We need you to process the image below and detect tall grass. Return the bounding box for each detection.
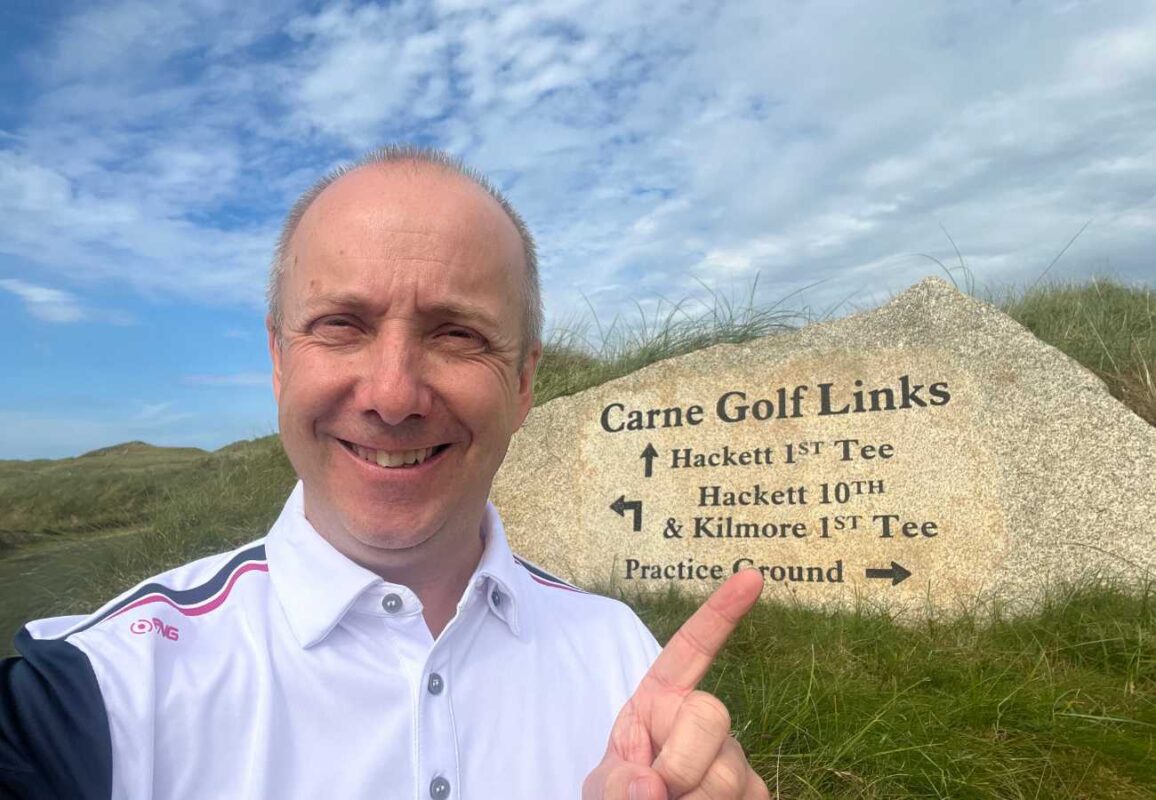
[535,281,805,404]
[6,277,1153,614]
[626,579,1156,798]
[0,443,208,552]
[73,286,805,603]
[78,436,297,604]
[999,279,1155,425]
[1,277,1153,796]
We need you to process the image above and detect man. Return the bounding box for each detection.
[1,148,769,799]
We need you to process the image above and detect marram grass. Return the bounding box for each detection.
[999,279,1155,426]
[622,580,1155,799]
[1,278,1153,797]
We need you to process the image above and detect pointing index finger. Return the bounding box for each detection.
[643,569,764,695]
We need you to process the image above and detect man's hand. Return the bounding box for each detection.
[583,569,770,799]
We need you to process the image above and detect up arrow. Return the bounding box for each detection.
[640,443,658,478]
[609,495,643,532]
[865,562,912,586]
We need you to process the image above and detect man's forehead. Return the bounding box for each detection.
[280,162,527,314]
[285,163,523,282]
[297,162,509,244]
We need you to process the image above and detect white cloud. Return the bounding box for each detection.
[1067,17,1156,92]
[1,0,1154,337]
[132,402,191,425]
[285,2,452,145]
[3,0,1156,460]
[0,148,276,305]
[0,278,87,323]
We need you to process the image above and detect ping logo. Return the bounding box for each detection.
[130,618,180,641]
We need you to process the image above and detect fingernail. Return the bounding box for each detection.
[629,778,651,800]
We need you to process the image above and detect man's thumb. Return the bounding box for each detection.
[625,771,666,800]
[583,759,666,800]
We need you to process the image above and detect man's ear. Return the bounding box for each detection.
[266,316,282,403]
[515,343,542,429]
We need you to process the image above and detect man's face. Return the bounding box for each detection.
[269,165,539,557]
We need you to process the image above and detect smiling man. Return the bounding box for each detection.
[1,148,768,799]
[269,156,540,638]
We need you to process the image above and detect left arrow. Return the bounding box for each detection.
[609,495,643,532]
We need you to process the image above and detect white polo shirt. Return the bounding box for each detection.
[14,483,661,799]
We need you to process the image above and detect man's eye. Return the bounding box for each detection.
[438,327,485,346]
[314,317,359,334]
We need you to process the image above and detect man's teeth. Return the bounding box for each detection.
[353,445,438,468]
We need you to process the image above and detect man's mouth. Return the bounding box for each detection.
[339,439,451,469]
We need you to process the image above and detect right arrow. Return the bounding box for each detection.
[865,562,912,586]
[640,443,658,478]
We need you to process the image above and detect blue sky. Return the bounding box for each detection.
[1,0,1154,460]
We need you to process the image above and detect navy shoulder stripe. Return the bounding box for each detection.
[60,543,268,639]
[0,629,112,799]
[513,556,586,593]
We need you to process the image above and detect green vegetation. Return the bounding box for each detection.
[76,435,297,605]
[999,280,1155,426]
[634,580,1155,798]
[0,440,295,634]
[1,277,1153,796]
[535,283,803,405]
[0,442,208,552]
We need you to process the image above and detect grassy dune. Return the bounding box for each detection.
[999,280,1155,426]
[1,278,1153,797]
[0,442,208,553]
[643,581,1155,798]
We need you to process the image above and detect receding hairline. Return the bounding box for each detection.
[291,163,522,258]
[267,146,542,363]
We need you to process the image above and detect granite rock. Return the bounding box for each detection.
[491,278,1156,616]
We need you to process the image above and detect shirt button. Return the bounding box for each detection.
[428,673,444,695]
[382,593,403,614]
[430,776,451,799]
[490,590,502,607]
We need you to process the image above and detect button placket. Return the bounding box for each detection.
[417,591,476,800]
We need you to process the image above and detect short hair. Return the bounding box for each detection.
[267,145,542,365]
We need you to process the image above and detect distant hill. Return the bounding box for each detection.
[78,441,208,460]
[2,278,1150,546]
[2,281,1154,796]
[211,435,281,457]
[0,441,213,540]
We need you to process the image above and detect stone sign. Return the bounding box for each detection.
[491,278,1156,615]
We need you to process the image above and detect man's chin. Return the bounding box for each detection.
[303,479,489,563]
[334,502,434,542]
[348,527,437,553]
[341,499,460,550]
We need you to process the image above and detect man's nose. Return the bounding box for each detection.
[361,332,433,426]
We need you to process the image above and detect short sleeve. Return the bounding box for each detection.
[0,628,112,799]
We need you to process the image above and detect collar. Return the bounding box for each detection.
[474,499,525,638]
[266,482,526,648]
